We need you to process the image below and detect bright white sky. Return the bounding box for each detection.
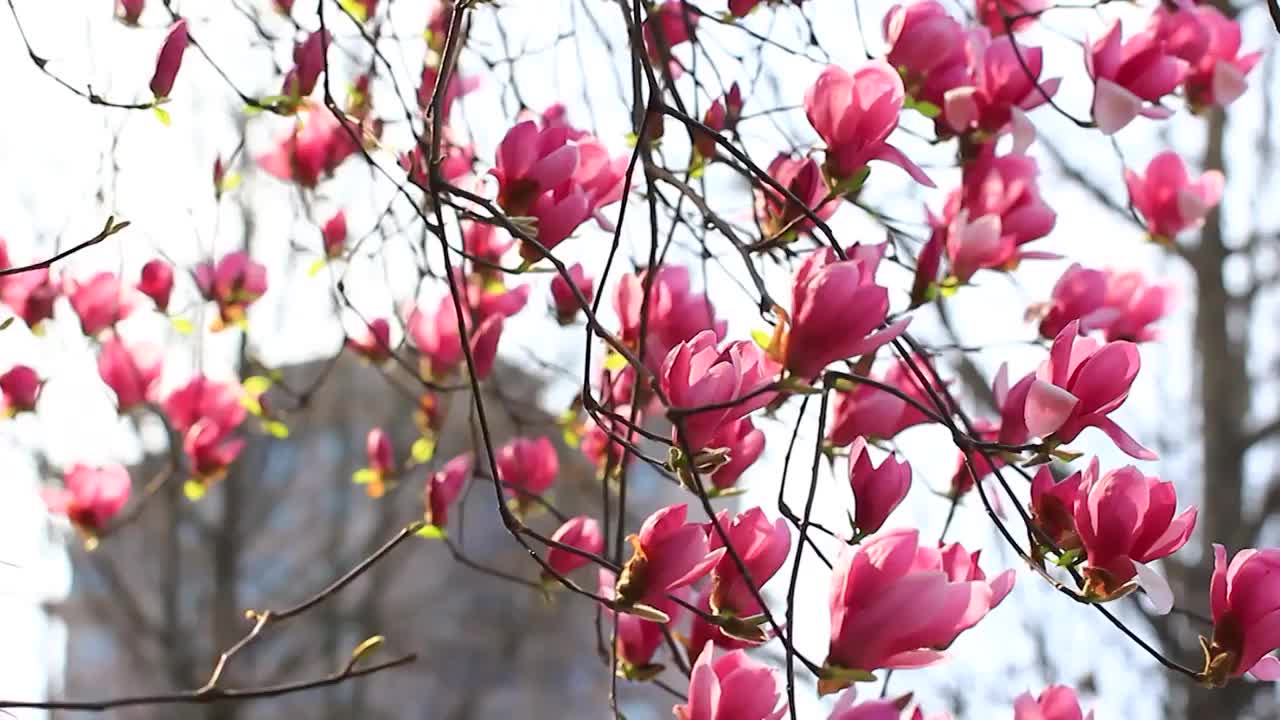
[0,0,1276,718]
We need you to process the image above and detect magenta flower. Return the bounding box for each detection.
[1012,685,1094,720]
[706,416,765,491]
[615,504,725,612]
[550,262,593,325]
[424,453,473,528]
[322,210,347,259]
[1124,150,1224,242]
[614,265,726,371]
[805,61,933,187]
[1202,544,1280,684]
[496,436,559,507]
[194,251,268,328]
[138,259,174,311]
[523,184,592,262]
[544,515,604,578]
[976,0,1049,36]
[848,438,912,537]
[65,272,140,336]
[463,222,514,266]
[769,246,910,380]
[42,464,131,535]
[346,318,393,364]
[661,331,779,453]
[282,30,331,100]
[1150,5,1260,109]
[882,2,968,106]
[118,0,144,25]
[1,365,42,415]
[643,1,698,66]
[416,63,480,121]
[1085,19,1187,134]
[1,267,58,329]
[674,642,787,720]
[943,33,1060,137]
[1037,264,1173,343]
[97,337,163,412]
[707,507,791,618]
[366,427,394,476]
[757,154,836,240]
[149,19,188,99]
[827,358,942,446]
[257,105,362,187]
[491,120,580,216]
[163,375,247,435]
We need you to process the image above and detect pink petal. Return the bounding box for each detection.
[1024,379,1078,438]
[1092,78,1142,135]
[1093,416,1158,460]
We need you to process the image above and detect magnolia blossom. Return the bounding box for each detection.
[118,0,144,24]
[1085,19,1187,135]
[693,83,742,159]
[405,290,505,379]
[826,358,942,446]
[138,259,174,311]
[707,508,790,619]
[97,337,162,412]
[346,318,392,363]
[1,267,58,329]
[1017,320,1154,460]
[42,464,131,535]
[417,63,480,120]
[579,404,637,473]
[549,263,593,325]
[824,528,1008,688]
[164,375,247,434]
[65,272,140,336]
[706,417,765,491]
[1012,685,1094,720]
[614,265,726,371]
[615,504,724,612]
[943,32,1060,137]
[1036,264,1174,343]
[1149,5,1260,109]
[757,154,836,240]
[424,453,473,527]
[544,516,604,578]
[660,331,779,453]
[195,252,268,327]
[149,19,188,98]
[1074,463,1196,600]
[1,365,41,415]
[322,210,347,258]
[366,428,394,476]
[977,0,1048,35]
[848,438,912,536]
[1202,544,1280,684]
[1028,464,1086,552]
[674,643,787,720]
[768,245,910,380]
[282,30,330,100]
[257,104,362,187]
[643,0,697,65]
[805,61,933,187]
[1124,151,1224,241]
[598,569,673,677]
[496,436,559,508]
[464,222,514,267]
[882,1,967,107]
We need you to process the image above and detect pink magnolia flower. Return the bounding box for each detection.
[1,267,58,329]
[1203,544,1280,684]
[580,404,639,473]
[824,527,1004,688]
[706,416,765,491]
[550,262,593,325]
[1,365,42,415]
[346,318,392,363]
[1085,19,1187,135]
[1012,685,1094,720]
[943,33,1060,137]
[118,0,144,25]
[138,259,174,311]
[97,337,163,412]
[848,438,911,536]
[757,154,837,240]
[615,504,725,611]
[322,210,347,258]
[42,464,131,534]
[643,1,698,65]
[496,436,558,506]
[675,643,787,720]
[828,690,919,720]
[805,62,934,187]
[468,314,503,380]
[544,515,604,578]
[614,265,726,371]
[405,294,472,377]
[149,19,188,98]
[826,357,942,446]
[1029,462,1087,552]
[523,184,592,262]
[282,30,330,100]
[728,0,764,17]
[768,245,911,380]
[1074,464,1196,599]
[491,120,580,216]
[463,222,514,267]
[416,63,480,120]
[163,375,247,435]
[1037,264,1173,343]
[424,453,473,527]
[1151,5,1261,109]
[923,542,1016,615]
[707,508,791,618]
[366,427,394,475]
[1124,151,1224,242]
[661,331,779,453]
[257,104,362,187]
[1020,320,1155,459]
[537,103,590,141]
[65,272,140,336]
[400,139,474,190]
[882,2,968,106]
[599,569,672,676]
[977,0,1048,36]
[687,585,759,654]
[195,252,268,328]
[572,138,629,227]
[183,418,246,482]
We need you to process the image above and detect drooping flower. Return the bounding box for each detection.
[826,357,943,446]
[767,246,910,381]
[1149,5,1261,110]
[805,61,934,188]
[322,210,347,259]
[1124,151,1224,242]
[544,515,604,579]
[257,104,362,187]
[706,416,766,492]
[674,642,787,720]
[496,436,558,510]
[615,504,725,613]
[42,464,131,535]
[882,1,968,107]
[550,262,593,325]
[1,365,42,416]
[848,438,912,537]
[97,337,163,412]
[149,19,188,99]
[1074,463,1196,600]
[757,154,837,241]
[942,32,1061,138]
[138,259,174,312]
[346,318,393,364]
[1085,19,1187,134]
[194,251,268,328]
[65,272,140,336]
[706,508,790,620]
